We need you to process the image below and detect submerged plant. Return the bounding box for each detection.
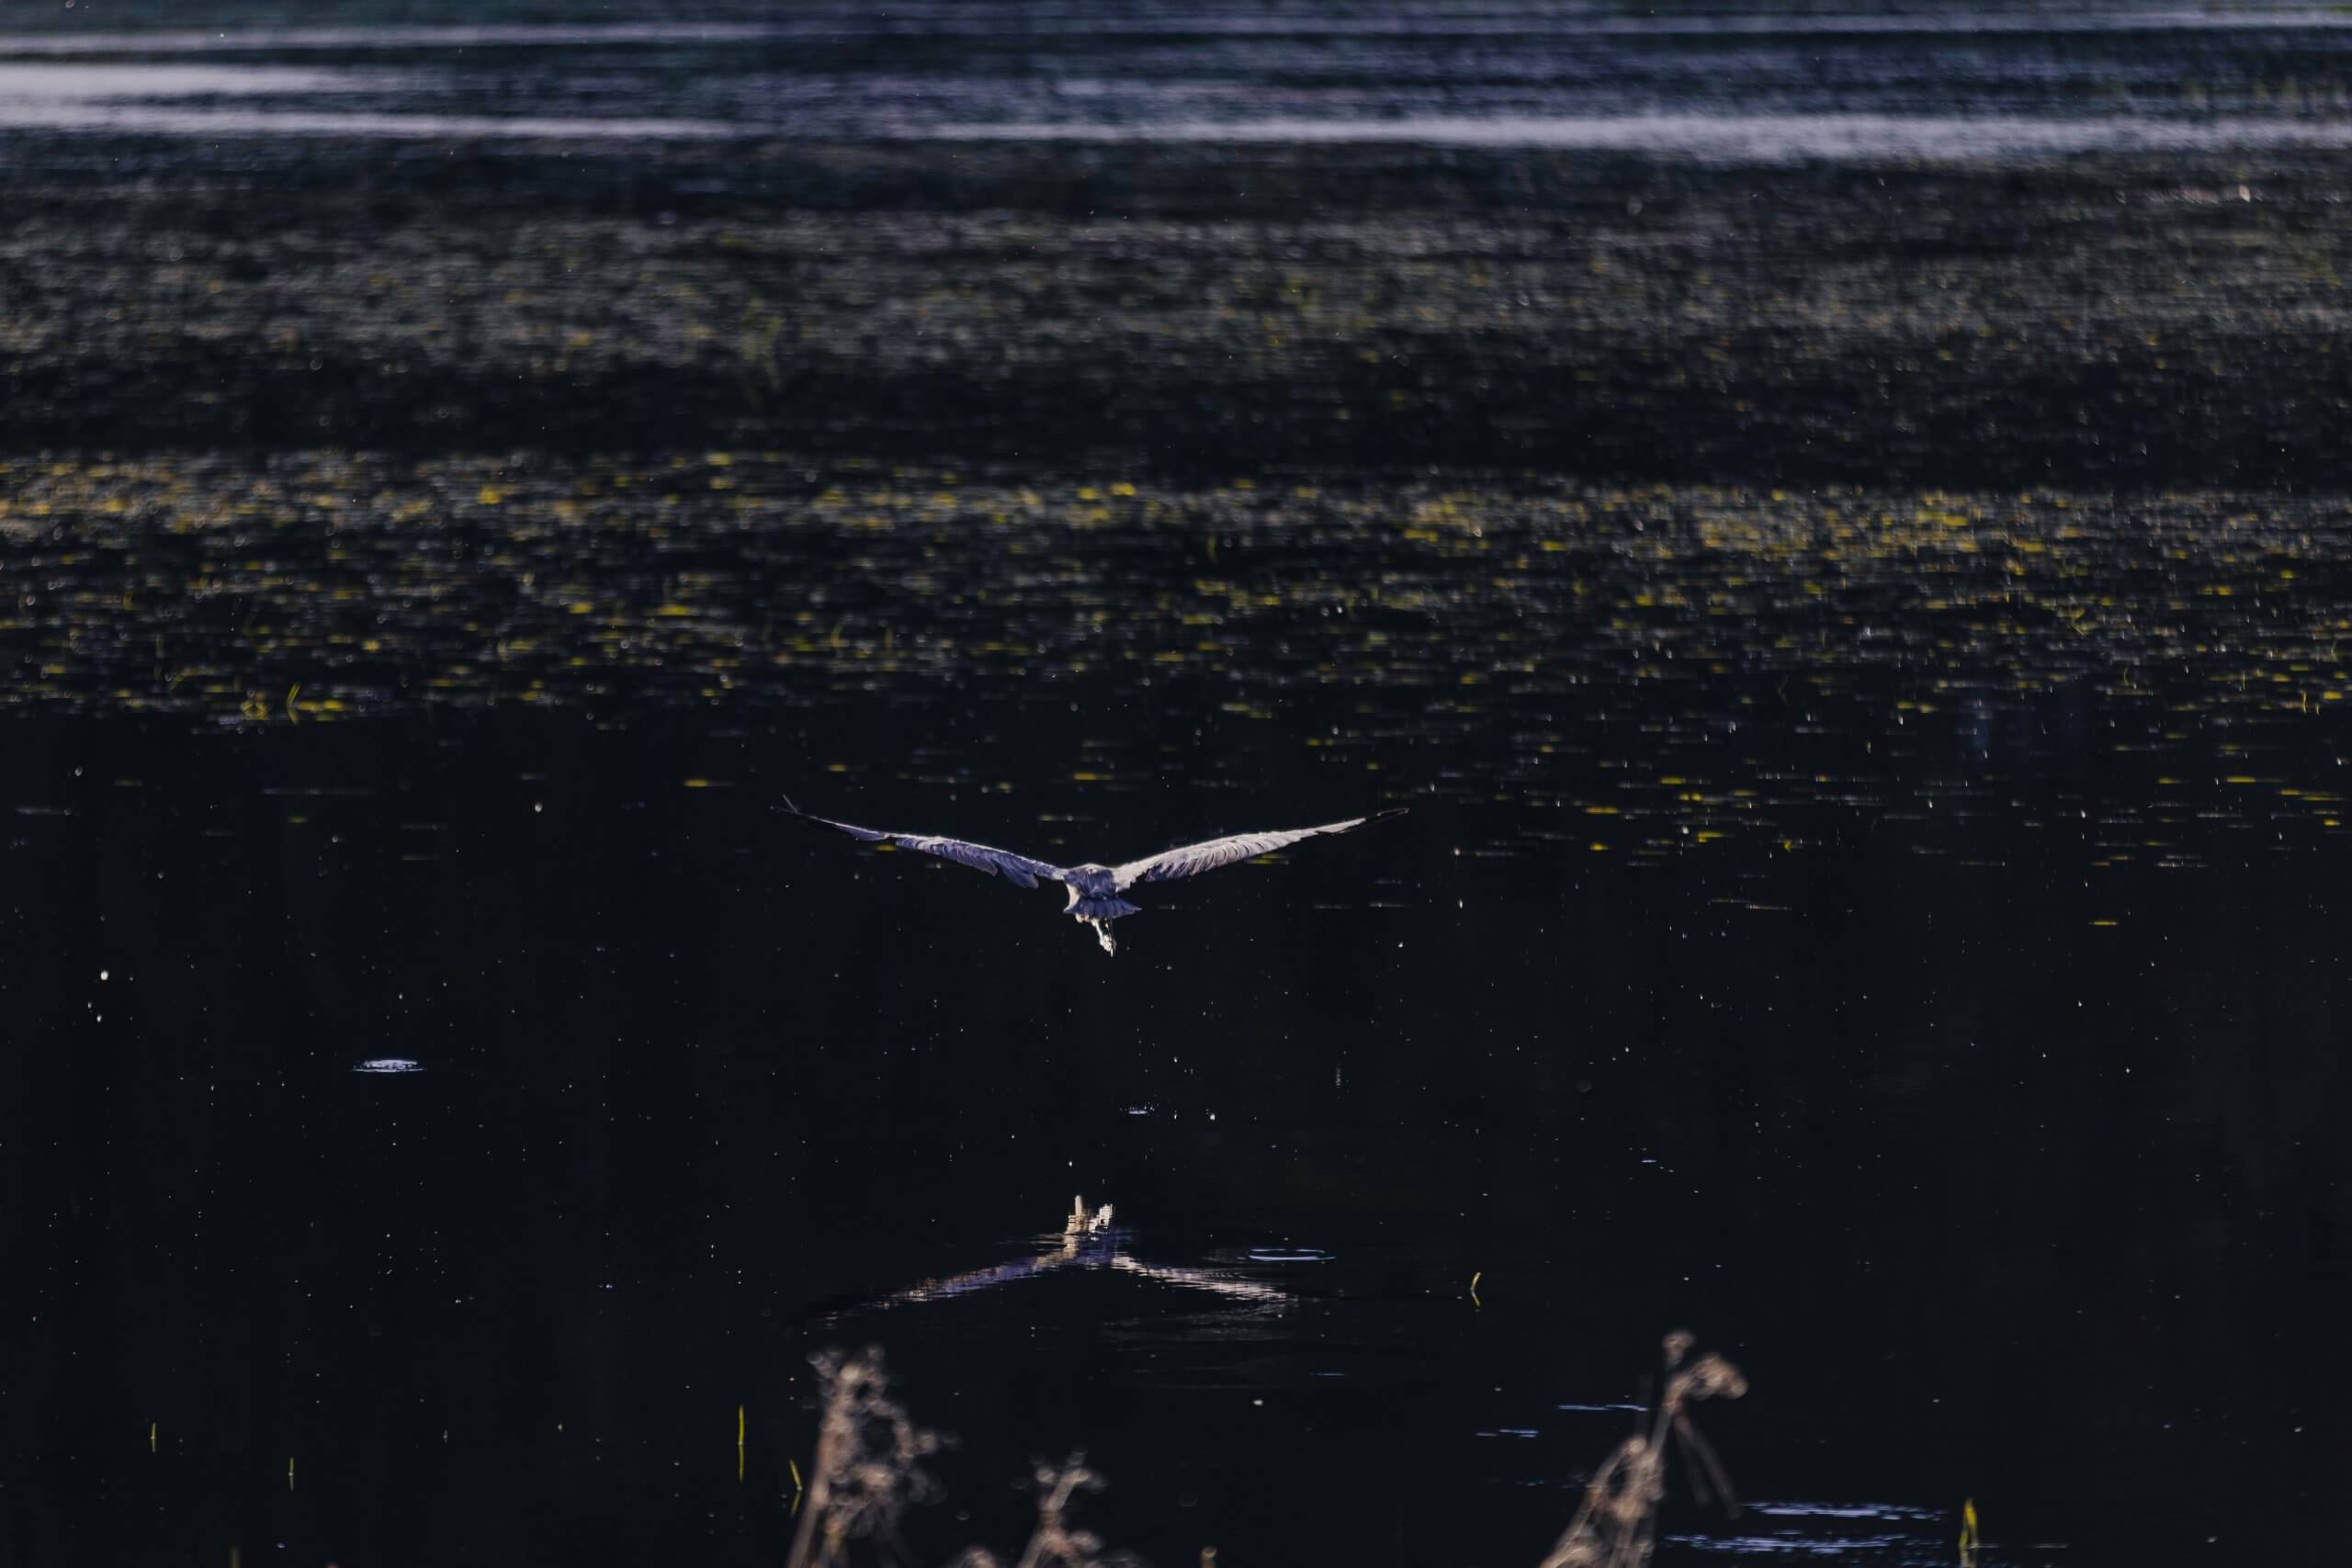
[1538,1332,1748,1568]
[786,1348,944,1568]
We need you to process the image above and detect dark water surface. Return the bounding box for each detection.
[6,706,2347,1565]
[4,5,2351,1567]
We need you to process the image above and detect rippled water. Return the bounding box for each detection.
[6,3,2352,150]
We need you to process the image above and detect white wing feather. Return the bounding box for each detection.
[1113,810,1403,890]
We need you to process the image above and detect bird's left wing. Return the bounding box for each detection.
[782,797,1072,889]
[1113,808,1405,890]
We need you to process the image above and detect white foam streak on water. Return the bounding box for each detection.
[0,63,377,97]
[1750,1501,1942,1521]
[1665,1535,1912,1557]
[0,25,788,55]
[918,112,2352,161]
[0,102,734,139]
[5,62,2339,154]
[0,62,735,139]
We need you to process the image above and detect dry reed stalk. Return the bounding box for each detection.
[1537,1332,1748,1568]
[786,1348,944,1568]
[954,1453,1139,1568]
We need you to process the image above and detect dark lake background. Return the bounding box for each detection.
[3,6,2349,1566]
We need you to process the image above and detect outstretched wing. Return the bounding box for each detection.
[1113,808,1405,890]
[783,797,1072,889]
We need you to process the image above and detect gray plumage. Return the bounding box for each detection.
[783,796,1404,954]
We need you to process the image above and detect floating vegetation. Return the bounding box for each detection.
[6,138,2352,487]
[4,454,2344,861]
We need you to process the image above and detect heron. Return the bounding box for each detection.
[781,795,1405,954]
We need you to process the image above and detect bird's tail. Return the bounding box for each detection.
[1070,895,1141,920]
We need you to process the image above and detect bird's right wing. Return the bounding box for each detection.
[1113,808,1406,890]
[782,797,1072,889]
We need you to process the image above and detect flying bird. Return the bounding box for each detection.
[782,795,1405,954]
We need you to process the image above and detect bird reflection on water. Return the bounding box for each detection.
[827,1197,1291,1320]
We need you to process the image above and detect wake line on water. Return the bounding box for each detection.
[0,104,739,139]
[7,93,2345,154]
[915,112,2352,161]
